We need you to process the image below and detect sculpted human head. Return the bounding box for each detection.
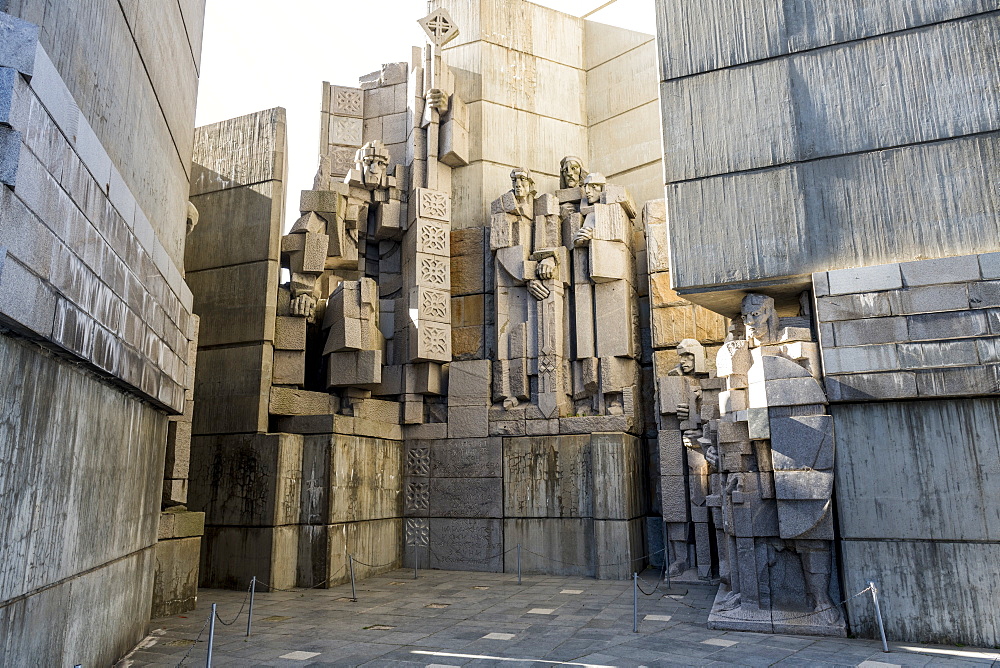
[510,168,534,200]
[583,172,606,205]
[676,338,705,375]
[560,155,587,189]
[741,293,780,344]
[356,140,390,186]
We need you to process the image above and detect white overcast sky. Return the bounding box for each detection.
[195,0,656,228]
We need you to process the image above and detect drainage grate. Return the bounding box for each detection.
[472,586,490,590]
[363,624,395,630]
[260,615,292,622]
[425,603,450,609]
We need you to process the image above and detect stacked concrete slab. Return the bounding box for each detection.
[655,0,1000,645]
[0,1,204,664]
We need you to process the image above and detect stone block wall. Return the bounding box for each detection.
[187,109,286,435]
[433,0,663,228]
[0,2,203,663]
[655,0,1000,645]
[815,254,1000,401]
[658,2,1000,303]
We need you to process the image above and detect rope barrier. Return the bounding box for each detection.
[255,564,347,592]
[708,584,874,623]
[213,581,253,626]
[174,616,209,667]
[520,546,665,570]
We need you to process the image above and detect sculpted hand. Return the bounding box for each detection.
[536,256,556,280]
[705,445,719,470]
[574,225,593,247]
[425,88,449,113]
[290,294,317,319]
[528,279,549,301]
[676,402,690,422]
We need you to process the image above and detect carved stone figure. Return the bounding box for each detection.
[559,155,587,189]
[561,169,639,416]
[272,11,468,423]
[490,168,570,416]
[707,293,844,635]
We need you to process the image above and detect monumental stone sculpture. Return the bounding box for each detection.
[490,168,570,416]
[273,8,468,422]
[658,338,719,578]
[707,293,843,635]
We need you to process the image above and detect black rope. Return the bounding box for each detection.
[709,584,873,622]
[256,565,346,592]
[213,581,253,626]
[174,616,209,667]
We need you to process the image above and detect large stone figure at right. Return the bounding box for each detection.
[708,293,846,636]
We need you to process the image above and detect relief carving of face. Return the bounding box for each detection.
[676,338,703,375]
[741,294,778,344]
[582,173,607,205]
[679,352,696,374]
[560,157,584,188]
[363,154,388,184]
[511,169,532,199]
[356,141,390,187]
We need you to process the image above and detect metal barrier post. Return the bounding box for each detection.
[517,543,521,585]
[632,573,639,633]
[869,581,889,653]
[246,577,256,637]
[413,545,418,580]
[349,555,357,602]
[206,603,217,667]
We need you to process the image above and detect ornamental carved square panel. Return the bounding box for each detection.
[417,188,450,222]
[417,220,449,255]
[419,288,450,323]
[419,255,449,288]
[405,447,430,476]
[405,518,429,546]
[331,85,363,117]
[405,482,429,511]
[329,116,362,146]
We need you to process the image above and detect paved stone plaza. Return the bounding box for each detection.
[122,569,999,667]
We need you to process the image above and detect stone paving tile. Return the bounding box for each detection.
[121,569,1000,667]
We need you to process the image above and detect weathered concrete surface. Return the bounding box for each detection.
[656,0,997,81]
[6,0,204,268]
[0,333,165,665]
[151,536,201,617]
[298,518,403,587]
[188,109,285,436]
[833,399,1000,647]
[189,433,302,590]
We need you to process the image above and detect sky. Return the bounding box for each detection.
[194,0,657,228]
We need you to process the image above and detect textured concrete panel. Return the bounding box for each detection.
[832,399,1000,542]
[503,518,594,577]
[0,333,165,603]
[0,546,155,667]
[189,433,303,528]
[187,261,278,347]
[151,536,200,617]
[663,14,1000,182]
[191,108,286,195]
[429,518,503,572]
[656,0,997,80]
[200,525,297,591]
[191,344,272,434]
[841,539,1000,647]
[668,133,1000,293]
[187,181,283,272]
[504,435,592,518]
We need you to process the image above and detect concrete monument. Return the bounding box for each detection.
[707,293,843,636]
